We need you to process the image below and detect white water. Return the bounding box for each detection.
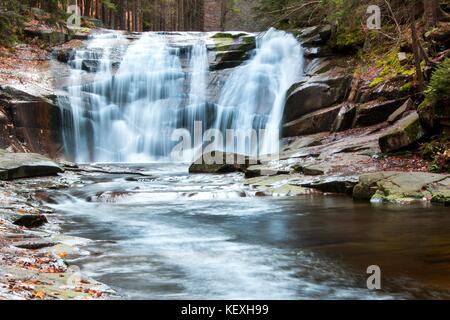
[59,29,303,163]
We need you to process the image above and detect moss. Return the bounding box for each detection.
[369,48,415,88]
[400,82,413,94]
[333,26,365,51]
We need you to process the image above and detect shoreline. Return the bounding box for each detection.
[0,169,117,300]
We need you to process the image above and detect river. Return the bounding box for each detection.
[45,164,450,300]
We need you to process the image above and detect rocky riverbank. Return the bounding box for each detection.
[0,152,117,299]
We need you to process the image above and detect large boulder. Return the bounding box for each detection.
[189,151,258,174]
[0,86,62,157]
[353,99,407,127]
[283,104,342,137]
[283,75,352,123]
[0,150,63,180]
[297,25,333,46]
[331,103,356,132]
[353,171,449,203]
[379,112,426,153]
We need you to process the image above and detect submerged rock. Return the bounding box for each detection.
[0,150,63,180]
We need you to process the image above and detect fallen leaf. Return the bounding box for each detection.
[57,251,68,258]
[32,291,46,299]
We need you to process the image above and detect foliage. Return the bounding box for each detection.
[420,58,450,109]
[420,135,450,173]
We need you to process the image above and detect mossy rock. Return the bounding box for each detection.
[379,112,426,153]
[353,172,449,203]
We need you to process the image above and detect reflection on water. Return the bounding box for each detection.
[47,164,450,299]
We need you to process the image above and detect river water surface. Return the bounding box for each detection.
[46,164,450,299]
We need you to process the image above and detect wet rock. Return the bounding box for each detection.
[303,46,332,58]
[353,99,407,127]
[13,215,48,228]
[379,112,426,153]
[0,151,63,180]
[387,98,414,124]
[301,176,359,194]
[428,177,450,206]
[244,165,289,178]
[353,172,449,203]
[283,104,342,137]
[209,33,256,54]
[189,151,258,174]
[14,240,57,250]
[210,50,250,71]
[283,75,352,123]
[331,103,356,132]
[0,86,62,156]
[52,48,74,63]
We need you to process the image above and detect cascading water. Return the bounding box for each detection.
[215,29,303,156]
[58,29,303,163]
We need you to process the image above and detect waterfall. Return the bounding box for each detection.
[214,28,303,156]
[58,29,303,163]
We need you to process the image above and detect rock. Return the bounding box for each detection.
[303,46,332,58]
[283,75,352,123]
[302,164,326,176]
[379,112,426,153]
[210,50,250,71]
[353,99,407,127]
[283,104,342,137]
[297,24,332,46]
[13,215,48,228]
[300,176,359,194]
[397,52,408,64]
[331,103,356,132]
[353,171,449,203]
[209,33,256,53]
[387,98,414,124]
[14,240,58,250]
[244,165,288,178]
[52,48,74,63]
[189,151,258,174]
[0,151,63,180]
[428,177,450,206]
[0,86,62,156]
[355,76,413,103]
[24,29,67,46]
[81,59,98,72]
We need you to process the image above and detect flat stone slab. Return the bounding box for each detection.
[353,171,450,203]
[0,151,63,180]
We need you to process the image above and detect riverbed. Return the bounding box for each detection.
[45,164,450,300]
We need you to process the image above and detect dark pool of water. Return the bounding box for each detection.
[46,164,450,299]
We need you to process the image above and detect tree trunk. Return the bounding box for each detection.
[424,0,438,28]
